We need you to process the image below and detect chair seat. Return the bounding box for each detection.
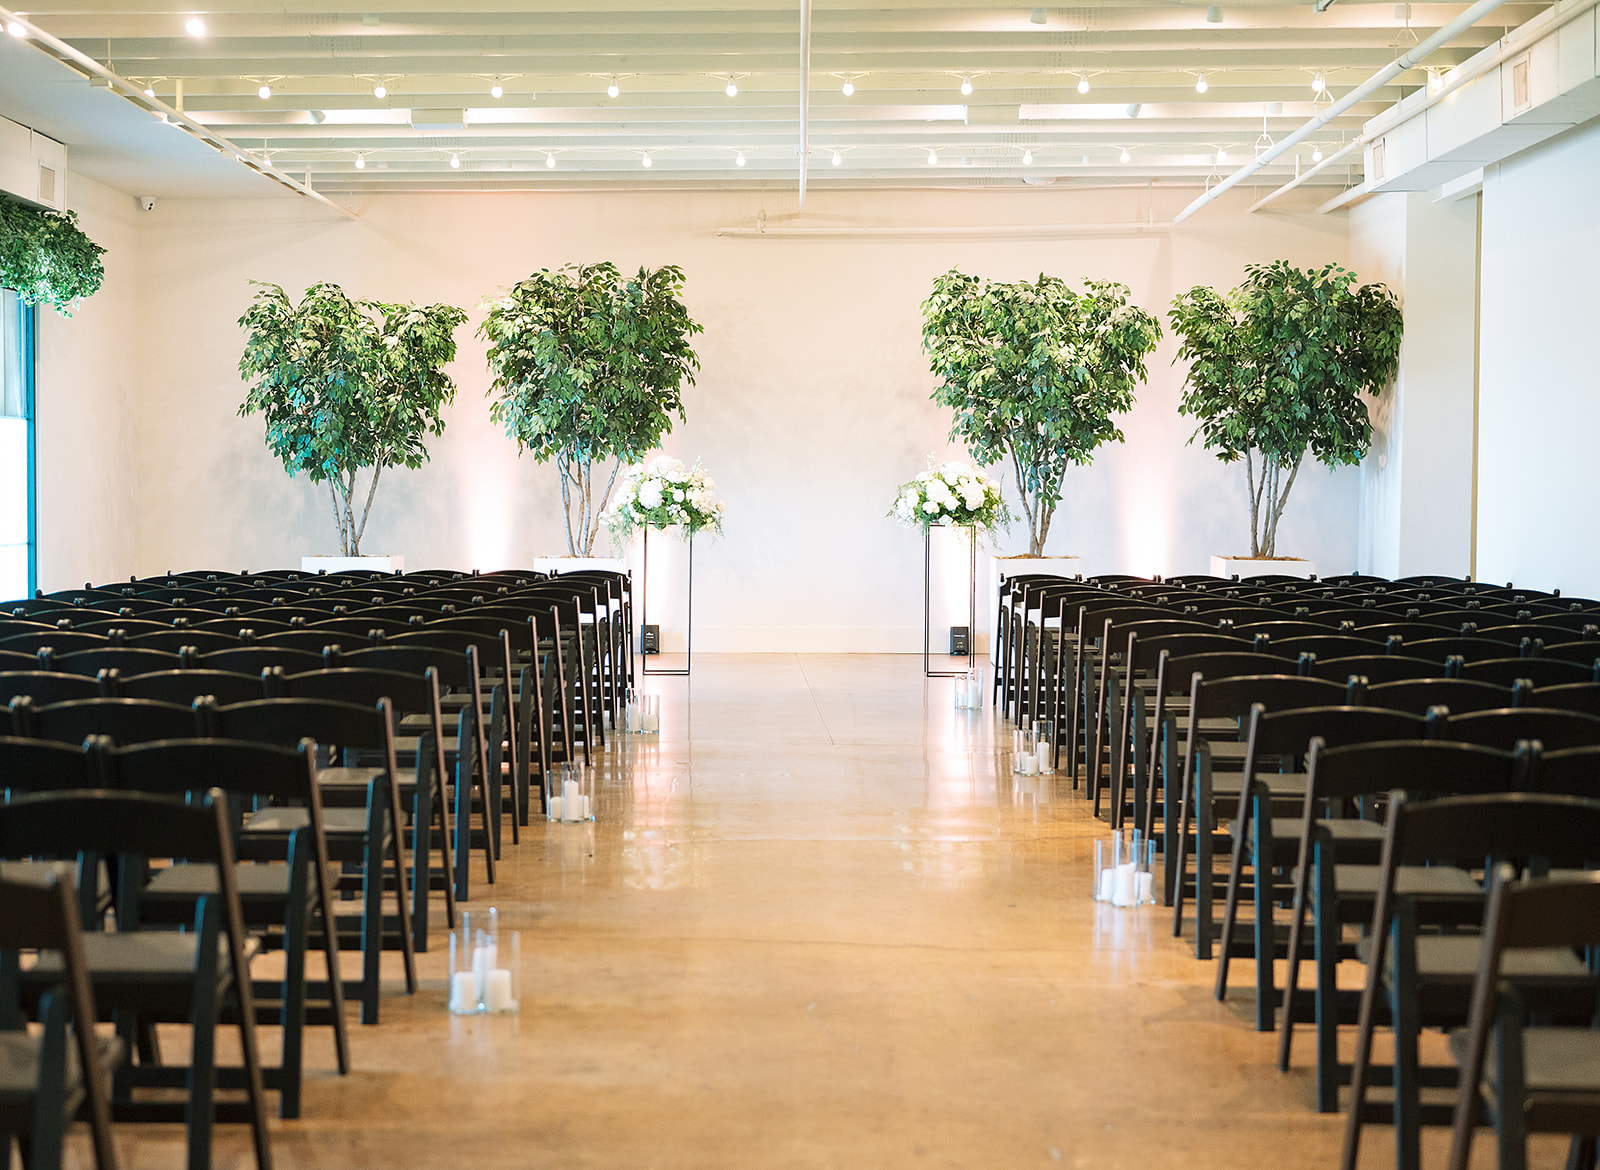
[29,932,252,988]
[0,1031,123,1102]
[1408,936,1591,984]
[144,862,292,902]
[1336,864,1482,900]
[1454,1027,1600,1093]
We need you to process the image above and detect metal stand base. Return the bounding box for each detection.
[641,526,692,676]
[924,524,978,678]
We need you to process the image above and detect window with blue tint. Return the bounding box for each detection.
[0,288,35,602]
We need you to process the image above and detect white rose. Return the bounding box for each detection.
[921,500,940,515]
[638,481,664,509]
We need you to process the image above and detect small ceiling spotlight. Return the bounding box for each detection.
[1312,71,1326,93]
[641,152,652,167]
[1120,146,1131,163]
[1205,5,1223,21]
[6,19,27,37]
[449,152,461,168]
[490,81,504,98]
[607,78,621,98]
[1022,148,1033,165]
[1215,147,1227,164]
[262,154,273,168]
[735,150,746,166]
[725,78,739,97]
[1077,74,1090,94]
[1312,145,1324,162]
[959,76,974,96]
[373,82,387,99]
[258,83,272,100]
[841,78,856,96]
[546,152,556,167]
[354,153,366,169]
[185,16,205,36]
[1429,67,1445,91]
[927,148,939,165]
[1195,72,1209,93]
[143,84,155,96]
[832,149,842,166]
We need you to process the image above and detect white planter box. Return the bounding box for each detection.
[301,555,404,574]
[1209,556,1317,580]
[989,555,1083,657]
[533,555,628,575]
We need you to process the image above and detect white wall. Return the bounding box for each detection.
[1477,118,1600,598]
[37,182,1362,647]
[34,171,143,591]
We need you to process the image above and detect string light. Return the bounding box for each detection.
[546,152,556,168]
[832,149,842,166]
[959,76,973,96]
[1216,147,1227,164]
[490,81,503,98]
[6,20,26,37]
[1195,73,1209,93]
[1077,74,1090,94]
[1429,67,1445,91]
[841,78,855,96]
[1120,147,1131,162]
[1312,72,1326,93]
[373,82,387,99]
[1312,145,1323,162]
[143,85,155,97]
[641,152,652,167]
[607,78,621,98]
[927,148,939,165]
[185,16,205,36]
[449,153,460,168]
[1022,149,1033,165]
[725,78,739,97]
[258,84,271,99]
[735,150,746,166]
[354,153,365,169]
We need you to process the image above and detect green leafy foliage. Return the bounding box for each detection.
[921,270,1162,556]
[1169,260,1403,557]
[237,280,468,555]
[479,261,703,555]
[0,197,106,315]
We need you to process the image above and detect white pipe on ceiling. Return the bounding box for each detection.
[716,221,1173,238]
[1246,135,1366,213]
[0,5,357,219]
[798,0,812,211]
[1172,0,1511,224]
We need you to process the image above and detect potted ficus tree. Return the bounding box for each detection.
[479,261,703,563]
[237,280,468,569]
[0,196,106,314]
[1168,260,1403,578]
[921,269,1162,600]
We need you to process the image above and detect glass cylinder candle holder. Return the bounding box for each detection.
[482,931,520,1014]
[625,688,642,733]
[1013,727,1039,775]
[1135,834,1157,905]
[448,907,498,1015]
[954,667,983,710]
[545,761,595,822]
[1032,719,1055,773]
[1093,834,1123,902]
[639,693,660,735]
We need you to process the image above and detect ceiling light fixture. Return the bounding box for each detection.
[372,82,387,99]
[449,152,460,168]
[1195,72,1209,93]
[1312,145,1323,162]
[735,150,746,166]
[959,76,973,96]
[928,148,939,165]
[546,152,556,167]
[607,78,621,98]
[258,84,271,100]
[725,78,739,97]
[832,149,842,166]
[1312,72,1326,93]
[641,152,652,167]
[261,154,272,168]
[185,16,204,36]
[491,81,504,98]
[144,85,155,97]
[1429,67,1445,91]
[1077,74,1090,94]
[1205,5,1223,21]
[6,19,26,37]
[1120,146,1131,162]
[1216,147,1227,164]
[841,78,855,96]
[354,153,365,169]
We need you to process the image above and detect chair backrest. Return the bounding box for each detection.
[118,668,269,706]
[1189,673,1357,722]
[1304,738,1527,805]
[246,628,361,654]
[51,646,191,678]
[1524,681,1600,715]
[1243,704,1431,765]
[1436,707,1600,752]
[0,670,101,706]
[0,629,111,654]
[1263,634,1391,660]
[1526,640,1600,668]
[120,628,240,654]
[205,696,394,762]
[1403,635,1530,663]
[1365,677,1518,714]
[1457,656,1599,688]
[1157,651,1297,699]
[1128,632,1262,673]
[199,645,325,675]
[1306,654,1440,684]
[13,696,200,746]
[0,734,105,793]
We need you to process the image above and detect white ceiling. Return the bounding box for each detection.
[0,0,1547,202]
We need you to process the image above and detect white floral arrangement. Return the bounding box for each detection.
[605,455,725,538]
[890,457,1010,536]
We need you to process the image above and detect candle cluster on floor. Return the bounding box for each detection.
[448,908,520,1015]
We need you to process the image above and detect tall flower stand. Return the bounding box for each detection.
[641,526,693,677]
[924,523,978,678]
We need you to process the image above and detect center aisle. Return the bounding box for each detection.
[129,654,1359,1168]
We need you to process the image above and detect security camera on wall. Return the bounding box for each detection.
[137,195,156,211]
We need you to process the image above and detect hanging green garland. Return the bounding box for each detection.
[0,196,106,315]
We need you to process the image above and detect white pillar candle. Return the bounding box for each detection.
[1036,741,1053,772]
[562,778,581,821]
[969,681,984,707]
[1019,751,1038,775]
[485,968,516,1012]
[449,970,479,1014]
[547,796,562,819]
[1112,863,1137,907]
[1097,867,1116,902]
[1136,871,1155,904]
[472,942,497,999]
[581,794,592,818]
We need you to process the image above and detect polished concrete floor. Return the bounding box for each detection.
[83,655,1544,1169]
